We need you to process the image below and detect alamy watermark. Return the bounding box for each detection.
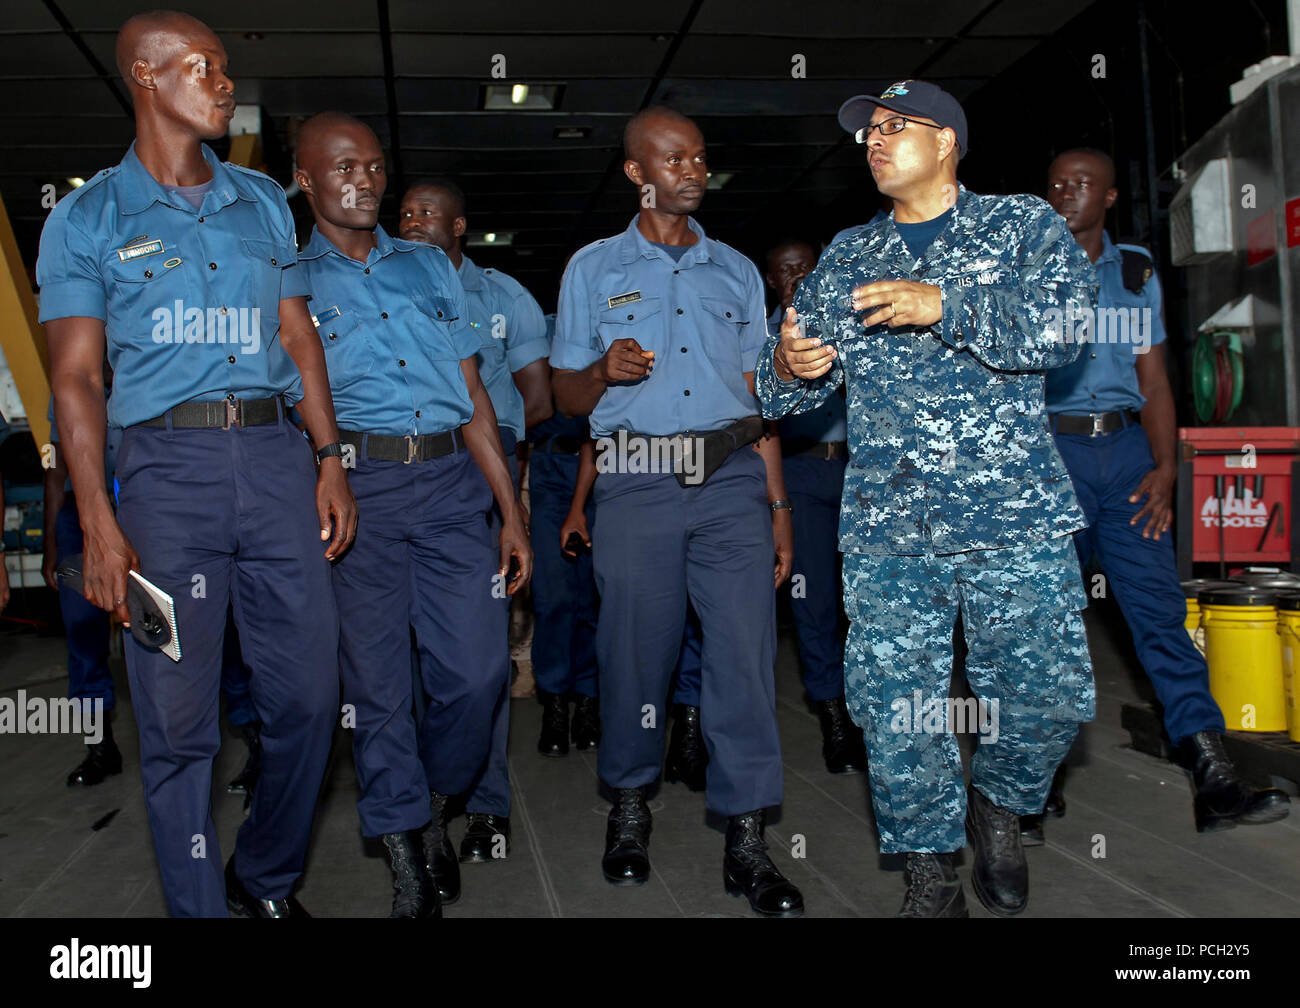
[594,430,704,485]
[151,301,261,354]
[888,690,1000,744]
[1044,304,1154,354]
[0,692,104,742]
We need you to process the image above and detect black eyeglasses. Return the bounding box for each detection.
[854,116,943,144]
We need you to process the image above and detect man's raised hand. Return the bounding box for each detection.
[774,307,835,381]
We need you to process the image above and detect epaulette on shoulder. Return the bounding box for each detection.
[1117,243,1154,294]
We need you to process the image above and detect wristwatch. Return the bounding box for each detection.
[769,499,793,513]
[316,441,345,463]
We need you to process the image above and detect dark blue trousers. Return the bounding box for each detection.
[593,449,782,816]
[671,455,846,706]
[528,450,598,697]
[334,446,507,836]
[464,429,518,817]
[1055,423,1225,743]
[114,416,339,917]
[782,454,847,702]
[59,499,255,725]
[56,498,114,711]
[671,605,703,706]
[220,608,258,728]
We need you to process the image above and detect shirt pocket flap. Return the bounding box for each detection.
[699,296,749,325]
[240,238,297,269]
[103,242,184,283]
[415,292,459,322]
[598,296,662,325]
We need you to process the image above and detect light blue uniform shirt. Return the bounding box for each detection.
[457,255,548,440]
[552,216,768,438]
[770,304,847,444]
[1045,233,1166,415]
[36,142,310,429]
[295,225,478,437]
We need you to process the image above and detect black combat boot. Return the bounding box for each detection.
[1022,764,1067,847]
[813,696,867,774]
[723,810,804,917]
[965,785,1028,916]
[571,694,600,751]
[66,718,122,787]
[1186,731,1290,832]
[459,813,510,862]
[422,791,461,905]
[601,787,651,885]
[226,721,262,794]
[897,852,968,917]
[537,692,569,757]
[664,705,707,790]
[382,828,441,918]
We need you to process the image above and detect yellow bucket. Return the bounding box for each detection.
[1182,580,1234,656]
[1199,585,1287,732]
[1276,590,1300,743]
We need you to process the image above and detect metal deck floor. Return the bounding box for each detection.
[2,601,1298,918]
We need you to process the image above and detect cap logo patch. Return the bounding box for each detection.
[881,81,911,98]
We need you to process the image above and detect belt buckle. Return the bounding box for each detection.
[1091,413,1104,437]
[823,442,834,460]
[223,398,239,431]
[405,435,417,464]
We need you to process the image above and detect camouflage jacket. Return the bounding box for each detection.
[757,184,1098,556]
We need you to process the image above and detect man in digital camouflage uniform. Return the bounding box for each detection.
[758,80,1098,917]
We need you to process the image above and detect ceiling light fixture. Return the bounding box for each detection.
[481,83,563,111]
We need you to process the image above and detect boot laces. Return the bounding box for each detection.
[901,854,944,910]
[611,793,650,844]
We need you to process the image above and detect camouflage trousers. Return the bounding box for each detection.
[842,534,1095,853]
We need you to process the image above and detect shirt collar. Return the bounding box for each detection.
[118,141,250,216]
[1097,231,1121,266]
[618,214,713,266]
[457,253,487,291]
[300,222,401,264]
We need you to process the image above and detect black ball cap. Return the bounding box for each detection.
[838,79,968,155]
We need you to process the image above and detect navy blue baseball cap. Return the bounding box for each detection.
[838,79,968,155]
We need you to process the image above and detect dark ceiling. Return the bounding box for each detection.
[1,0,1100,304]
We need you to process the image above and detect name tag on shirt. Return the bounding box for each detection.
[608,290,642,309]
[116,239,164,262]
[312,305,341,327]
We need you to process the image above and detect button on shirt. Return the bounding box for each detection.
[36,142,309,429]
[1044,234,1166,415]
[527,313,590,444]
[457,255,549,440]
[552,216,768,438]
[770,304,847,444]
[295,225,478,437]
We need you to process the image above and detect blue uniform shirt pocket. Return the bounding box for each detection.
[241,237,298,313]
[596,296,663,354]
[320,310,375,380]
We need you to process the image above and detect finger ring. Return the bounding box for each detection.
[890,303,897,317]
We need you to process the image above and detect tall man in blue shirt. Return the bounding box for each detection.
[294,112,529,915]
[552,106,802,918]
[398,179,550,863]
[1039,148,1289,837]
[37,11,356,918]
